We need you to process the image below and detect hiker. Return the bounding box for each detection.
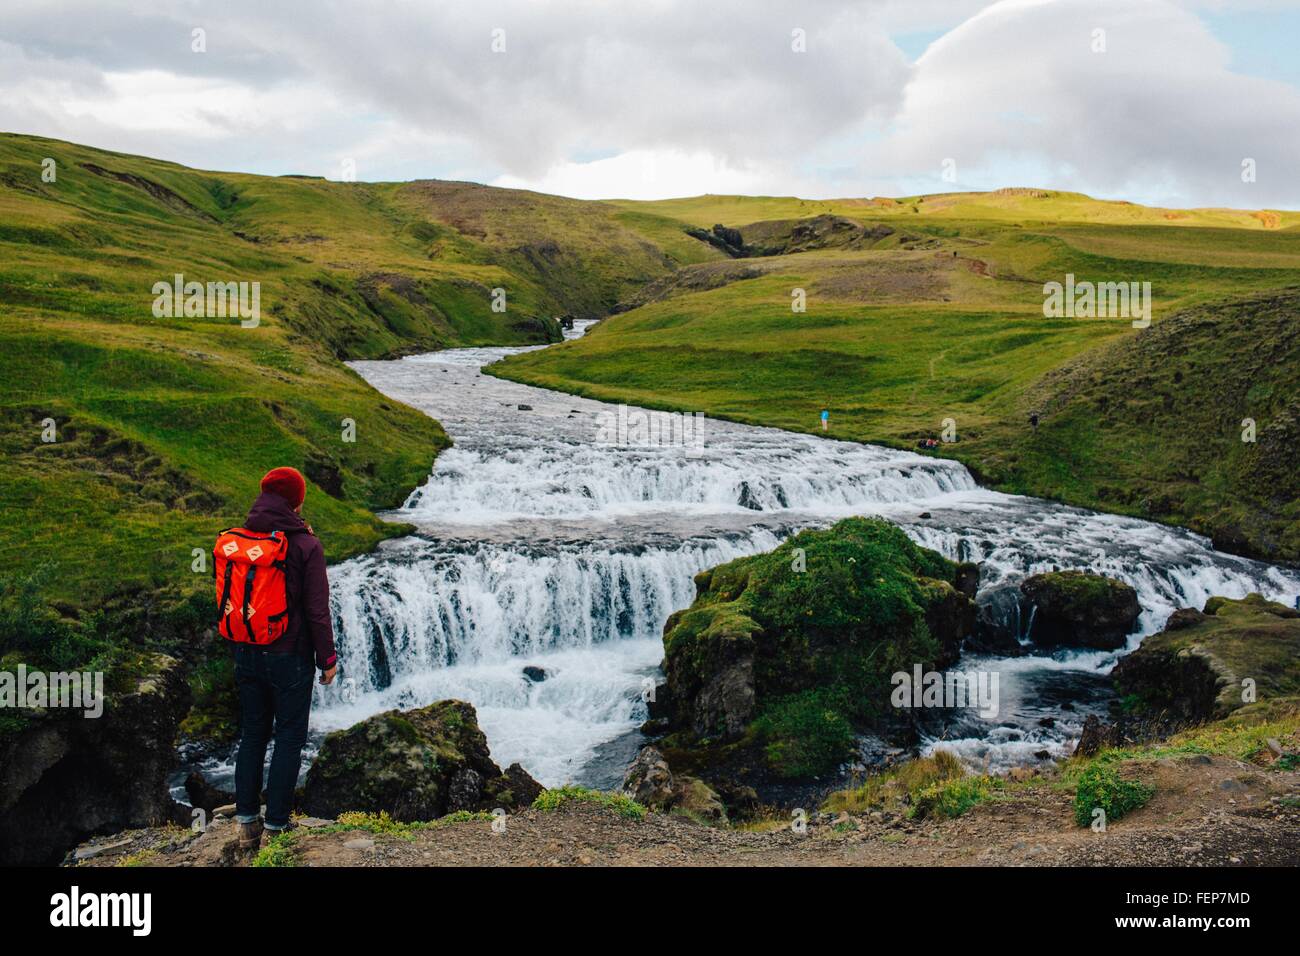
[1029,411,1039,432]
[213,466,337,852]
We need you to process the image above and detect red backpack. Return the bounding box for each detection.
[213,528,292,644]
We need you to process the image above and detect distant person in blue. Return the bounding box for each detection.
[820,409,829,432]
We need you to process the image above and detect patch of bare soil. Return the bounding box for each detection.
[810,254,953,302]
[70,754,1300,868]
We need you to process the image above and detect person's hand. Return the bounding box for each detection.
[319,665,338,686]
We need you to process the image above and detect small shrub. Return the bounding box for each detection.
[532,786,646,820]
[252,832,297,868]
[911,775,996,820]
[823,749,965,813]
[1073,763,1154,826]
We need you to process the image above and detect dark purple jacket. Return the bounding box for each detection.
[238,491,337,671]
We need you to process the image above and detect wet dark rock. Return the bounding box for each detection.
[1021,570,1140,649]
[639,717,671,737]
[522,666,547,683]
[184,771,235,814]
[1075,714,1120,757]
[645,681,672,721]
[1112,593,1300,720]
[0,654,190,866]
[955,562,980,599]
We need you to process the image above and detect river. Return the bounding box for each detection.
[185,321,1300,795]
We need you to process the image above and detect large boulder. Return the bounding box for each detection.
[622,746,676,808]
[659,517,976,778]
[0,653,190,865]
[1021,570,1140,649]
[1112,593,1300,720]
[1073,714,1120,757]
[301,700,542,821]
[620,745,728,823]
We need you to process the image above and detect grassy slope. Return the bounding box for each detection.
[494,189,1300,561]
[0,133,706,611]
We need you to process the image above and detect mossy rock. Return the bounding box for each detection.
[660,517,976,777]
[301,699,542,822]
[1113,593,1300,720]
[1021,570,1140,649]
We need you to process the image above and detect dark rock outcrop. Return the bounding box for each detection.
[622,746,676,808]
[0,653,190,865]
[301,699,542,821]
[621,746,728,823]
[1074,714,1120,757]
[508,316,563,343]
[1112,593,1300,720]
[184,770,235,815]
[1022,570,1141,649]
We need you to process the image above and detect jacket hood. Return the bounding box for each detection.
[244,491,308,534]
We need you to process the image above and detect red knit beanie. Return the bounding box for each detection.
[261,466,307,509]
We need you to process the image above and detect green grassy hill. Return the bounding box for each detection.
[496,191,1300,562]
[3,134,1297,698]
[0,133,719,696]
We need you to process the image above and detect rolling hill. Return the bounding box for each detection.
[495,191,1300,563]
[1,133,1296,711]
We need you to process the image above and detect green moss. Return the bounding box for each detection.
[531,786,647,820]
[252,832,298,868]
[179,646,237,744]
[754,688,856,778]
[664,517,960,758]
[1027,570,1126,613]
[319,809,492,839]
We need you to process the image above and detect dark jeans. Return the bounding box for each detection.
[232,644,315,829]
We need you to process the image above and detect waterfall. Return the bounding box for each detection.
[296,329,1300,786]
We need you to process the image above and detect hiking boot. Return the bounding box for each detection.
[238,820,264,851]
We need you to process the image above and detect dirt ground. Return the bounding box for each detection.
[71,752,1300,867]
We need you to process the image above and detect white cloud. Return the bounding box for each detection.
[0,0,1297,207]
[874,0,1300,206]
[492,149,784,201]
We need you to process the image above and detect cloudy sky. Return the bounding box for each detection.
[2,0,1298,208]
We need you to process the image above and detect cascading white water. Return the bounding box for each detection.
[320,530,780,783]
[293,320,1300,786]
